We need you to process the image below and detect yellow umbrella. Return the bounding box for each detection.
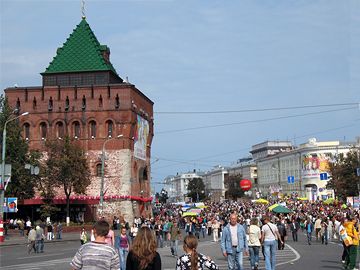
[297,197,308,201]
[255,198,269,204]
[182,212,197,217]
[197,205,207,209]
[268,204,279,211]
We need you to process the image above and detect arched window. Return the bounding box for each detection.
[56,122,64,138]
[106,120,113,138]
[89,121,96,138]
[96,164,102,177]
[72,121,81,138]
[23,123,30,140]
[40,122,47,139]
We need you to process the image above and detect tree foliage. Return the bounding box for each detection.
[327,149,360,200]
[224,173,244,200]
[187,177,205,202]
[0,96,36,199]
[45,136,91,219]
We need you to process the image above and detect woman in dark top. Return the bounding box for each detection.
[176,235,219,270]
[126,226,161,270]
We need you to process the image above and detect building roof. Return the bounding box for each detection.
[42,18,119,75]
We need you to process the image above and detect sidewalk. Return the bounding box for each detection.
[0,231,80,247]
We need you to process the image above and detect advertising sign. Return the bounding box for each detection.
[354,197,360,209]
[134,115,149,161]
[7,197,17,213]
[302,152,334,179]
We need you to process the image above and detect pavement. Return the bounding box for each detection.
[0,230,80,246]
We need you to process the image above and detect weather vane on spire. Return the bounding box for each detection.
[81,0,86,19]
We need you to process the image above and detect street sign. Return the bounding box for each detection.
[320,173,328,180]
[287,176,295,184]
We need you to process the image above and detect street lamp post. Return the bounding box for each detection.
[1,112,29,222]
[99,134,123,215]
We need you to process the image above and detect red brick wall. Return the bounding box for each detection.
[5,83,154,221]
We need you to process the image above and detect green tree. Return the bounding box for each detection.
[224,174,244,200]
[0,96,36,199]
[327,149,360,200]
[45,136,91,221]
[187,177,205,202]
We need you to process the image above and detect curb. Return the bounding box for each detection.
[0,238,80,247]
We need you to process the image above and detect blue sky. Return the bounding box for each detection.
[1,0,359,191]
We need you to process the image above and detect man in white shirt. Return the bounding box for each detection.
[261,216,283,270]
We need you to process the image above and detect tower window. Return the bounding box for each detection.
[56,122,64,138]
[73,121,81,138]
[65,96,70,111]
[40,122,47,139]
[23,123,30,140]
[82,95,86,110]
[48,97,53,111]
[33,97,37,110]
[89,121,96,138]
[96,164,102,177]
[115,94,120,109]
[16,98,21,111]
[106,120,113,138]
[99,95,103,107]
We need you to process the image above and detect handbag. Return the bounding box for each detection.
[344,235,353,247]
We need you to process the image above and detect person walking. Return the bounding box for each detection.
[212,219,220,242]
[126,226,161,270]
[305,218,313,245]
[70,220,119,270]
[290,219,299,242]
[27,226,37,254]
[248,217,261,270]
[261,216,283,270]
[344,216,359,270]
[35,225,45,253]
[176,234,219,270]
[276,219,286,250]
[57,222,63,239]
[118,227,131,270]
[221,213,249,270]
[47,222,53,241]
[314,217,322,242]
[80,227,88,245]
[170,220,182,257]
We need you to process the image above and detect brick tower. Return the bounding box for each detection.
[5,18,154,223]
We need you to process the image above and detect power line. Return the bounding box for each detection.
[157,106,357,134]
[155,102,358,114]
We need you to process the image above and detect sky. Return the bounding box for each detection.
[0,0,359,192]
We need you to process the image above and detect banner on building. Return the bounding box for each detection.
[134,115,149,161]
[302,152,334,179]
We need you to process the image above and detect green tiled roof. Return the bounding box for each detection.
[43,18,118,75]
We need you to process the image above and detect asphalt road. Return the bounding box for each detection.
[0,231,350,270]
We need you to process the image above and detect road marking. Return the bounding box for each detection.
[17,252,65,260]
[0,258,71,270]
[276,243,301,267]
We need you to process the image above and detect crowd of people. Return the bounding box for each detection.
[17,197,360,270]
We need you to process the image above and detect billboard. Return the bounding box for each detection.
[302,152,334,179]
[134,115,149,161]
